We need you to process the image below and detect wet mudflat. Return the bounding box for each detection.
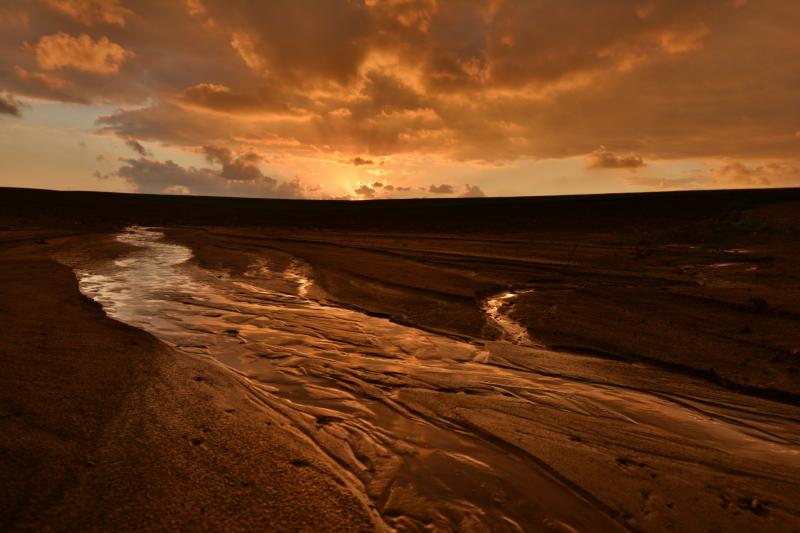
[76,227,800,531]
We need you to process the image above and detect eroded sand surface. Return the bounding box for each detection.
[71,227,800,531]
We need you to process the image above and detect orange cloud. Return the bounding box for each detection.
[185,0,207,17]
[6,1,797,163]
[13,66,87,103]
[707,162,799,187]
[46,0,132,27]
[1,0,799,197]
[230,32,267,74]
[657,22,710,54]
[626,160,800,191]
[35,33,133,74]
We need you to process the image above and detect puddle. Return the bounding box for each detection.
[483,290,536,345]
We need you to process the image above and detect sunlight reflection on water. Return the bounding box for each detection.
[483,290,536,345]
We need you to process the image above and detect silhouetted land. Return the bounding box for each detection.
[2,185,800,234]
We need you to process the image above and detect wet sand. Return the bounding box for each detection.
[170,218,800,400]
[157,226,800,531]
[0,238,378,531]
[2,187,800,531]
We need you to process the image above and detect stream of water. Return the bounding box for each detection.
[75,227,800,531]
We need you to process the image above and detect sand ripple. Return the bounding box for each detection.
[75,227,800,531]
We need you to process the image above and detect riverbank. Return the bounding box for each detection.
[0,235,378,531]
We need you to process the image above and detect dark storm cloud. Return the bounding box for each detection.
[178,83,263,113]
[124,138,149,156]
[354,183,377,199]
[351,156,375,166]
[351,181,416,199]
[114,157,304,198]
[202,145,265,181]
[177,82,307,115]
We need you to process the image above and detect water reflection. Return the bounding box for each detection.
[76,227,800,531]
[483,290,536,345]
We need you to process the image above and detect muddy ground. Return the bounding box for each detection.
[1,186,799,531]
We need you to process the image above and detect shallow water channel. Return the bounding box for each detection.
[75,227,800,531]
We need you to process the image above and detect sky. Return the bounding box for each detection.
[0,0,798,200]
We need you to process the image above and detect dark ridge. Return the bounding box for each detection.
[2,186,799,234]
